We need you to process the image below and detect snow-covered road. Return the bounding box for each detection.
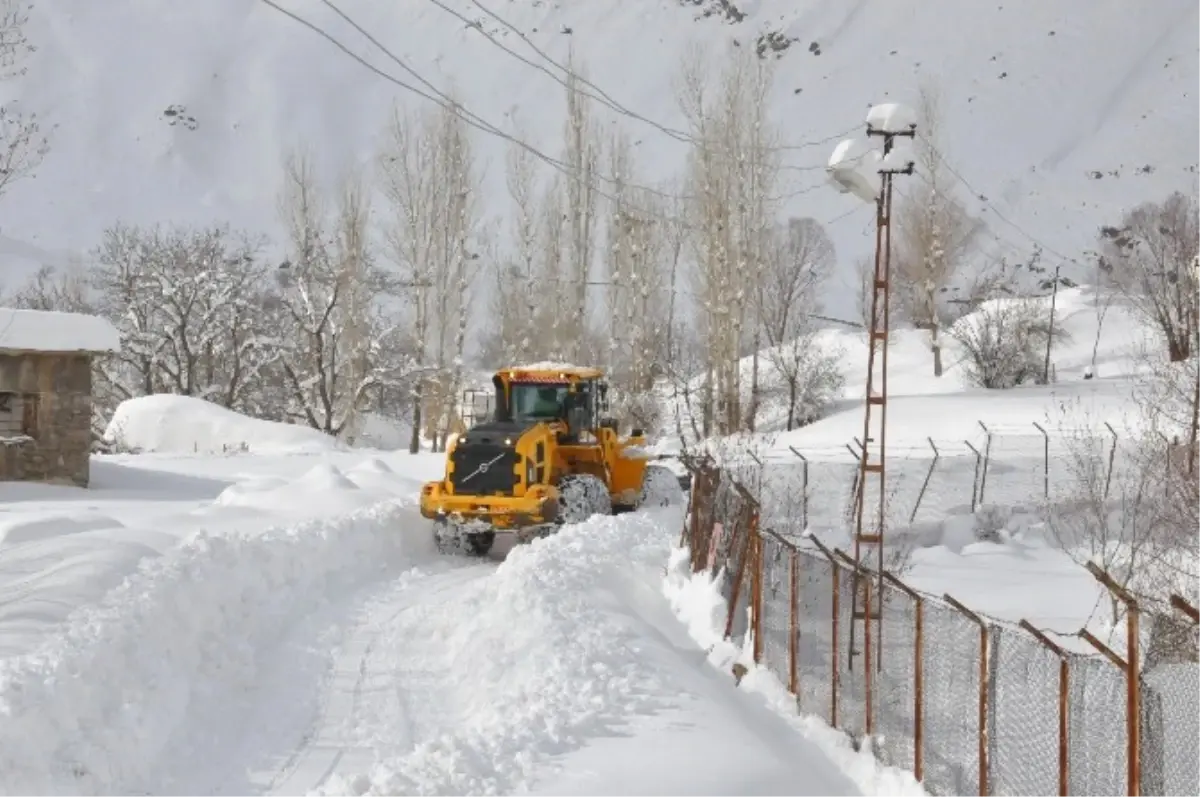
[0,477,918,796]
[265,562,494,796]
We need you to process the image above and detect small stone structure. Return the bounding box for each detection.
[0,308,121,488]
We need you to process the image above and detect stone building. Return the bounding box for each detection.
[0,308,121,488]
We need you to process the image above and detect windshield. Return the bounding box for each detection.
[510,383,569,422]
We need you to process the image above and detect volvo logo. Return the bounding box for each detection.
[462,452,505,482]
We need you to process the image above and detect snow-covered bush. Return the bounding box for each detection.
[606,386,663,435]
[951,297,1068,389]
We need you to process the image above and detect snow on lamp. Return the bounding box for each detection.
[826,137,882,203]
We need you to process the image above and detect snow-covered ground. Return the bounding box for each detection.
[2,0,1196,322]
[658,286,1188,651]
[1,395,921,795]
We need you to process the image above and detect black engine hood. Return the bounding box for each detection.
[457,419,540,446]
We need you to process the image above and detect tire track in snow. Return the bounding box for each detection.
[265,562,494,796]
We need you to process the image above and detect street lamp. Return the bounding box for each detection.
[828,101,917,686]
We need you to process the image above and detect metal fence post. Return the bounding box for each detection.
[789,545,800,698]
[1032,422,1050,500]
[944,594,992,796]
[788,446,809,532]
[977,421,993,505]
[722,487,756,641]
[909,437,940,524]
[811,535,841,729]
[1078,563,1142,796]
[1103,422,1118,500]
[1020,620,1071,795]
[964,440,983,513]
[885,572,925,782]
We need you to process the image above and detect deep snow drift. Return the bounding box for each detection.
[0,483,918,795]
[2,0,1196,320]
[105,394,346,456]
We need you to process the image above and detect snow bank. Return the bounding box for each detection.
[0,308,120,353]
[214,460,420,516]
[104,394,343,455]
[662,549,928,797]
[0,500,419,794]
[321,509,687,796]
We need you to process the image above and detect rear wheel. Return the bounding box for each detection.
[557,474,612,525]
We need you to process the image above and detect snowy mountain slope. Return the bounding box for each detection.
[3,0,1197,321]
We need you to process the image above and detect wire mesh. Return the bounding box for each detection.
[794,548,836,727]
[758,534,793,683]
[1141,662,1200,796]
[1067,654,1127,796]
[713,474,755,644]
[681,461,1197,797]
[921,600,986,796]
[989,624,1063,795]
[872,580,918,774]
[835,564,867,741]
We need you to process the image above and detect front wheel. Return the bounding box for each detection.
[556,474,612,525]
[433,518,495,557]
[638,464,685,509]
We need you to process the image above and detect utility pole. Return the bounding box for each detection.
[1189,255,1200,476]
[1043,264,1062,384]
[828,106,916,688]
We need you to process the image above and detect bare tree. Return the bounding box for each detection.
[7,262,91,313]
[1047,379,1198,652]
[756,217,843,429]
[604,130,669,401]
[276,150,411,436]
[378,97,480,451]
[677,43,781,435]
[78,223,279,430]
[0,1,49,201]
[893,84,982,376]
[561,51,601,363]
[486,133,543,367]
[951,295,1069,389]
[1099,191,1199,362]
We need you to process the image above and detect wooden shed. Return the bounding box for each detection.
[0,308,121,488]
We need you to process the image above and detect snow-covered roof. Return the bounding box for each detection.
[0,308,121,354]
[503,362,604,378]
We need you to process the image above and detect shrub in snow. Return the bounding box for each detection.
[606,386,663,434]
[951,297,1069,389]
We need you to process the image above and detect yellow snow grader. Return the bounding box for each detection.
[418,363,684,556]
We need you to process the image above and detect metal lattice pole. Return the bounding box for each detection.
[848,123,915,680]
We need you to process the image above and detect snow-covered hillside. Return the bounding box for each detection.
[2,0,1197,321]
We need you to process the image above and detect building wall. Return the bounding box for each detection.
[0,352,94,488]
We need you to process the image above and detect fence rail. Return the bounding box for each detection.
[678,455,1199,797]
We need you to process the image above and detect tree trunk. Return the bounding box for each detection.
[931,321,944,377]
[408,379,423,454]
[787,379,798,431]
[1168,334,1190,363]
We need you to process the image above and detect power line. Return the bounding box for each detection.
[257,0,851,230]
[440,0,859,154]
[918,132,1084,267]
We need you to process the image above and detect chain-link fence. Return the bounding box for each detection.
[676,456,1200,796]
[753,423,1148,543]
